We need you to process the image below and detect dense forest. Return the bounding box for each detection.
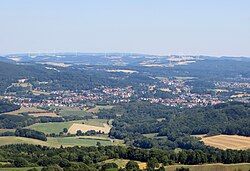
[0,144,249,171]
[0,100,20,114]
[98,102,250,149]
[15,128,47,141]
[0,62,157,94]
[0,114,64,129]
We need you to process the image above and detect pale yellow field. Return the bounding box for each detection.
[68,123,111,134]
[32,90,50,95]
[201,135,250,150]
[28,112,59,117]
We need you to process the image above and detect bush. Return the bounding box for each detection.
[13,157,29,167]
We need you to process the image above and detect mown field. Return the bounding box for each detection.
[26,119,109,134]
[0,136,113,147]
[201,135,250,150]
[166,163,250,171]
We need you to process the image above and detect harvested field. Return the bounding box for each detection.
[68,123,111,134]
[201,135,250,150]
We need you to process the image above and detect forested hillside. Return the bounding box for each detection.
[101,102,250,149]
[0,100,20,114]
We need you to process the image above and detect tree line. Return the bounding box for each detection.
[0,144,249,171]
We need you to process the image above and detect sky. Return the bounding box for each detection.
[0,0,250,56]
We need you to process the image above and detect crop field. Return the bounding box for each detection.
[201,135,250,150]
[27,119,109,134]
[166,163,250,171]
[68,123,111,134]
[87,105,114,113]
[0,136,112,147]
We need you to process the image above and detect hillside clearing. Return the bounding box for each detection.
[201,135,250,150]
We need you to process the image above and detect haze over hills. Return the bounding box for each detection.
[1,53,250,67]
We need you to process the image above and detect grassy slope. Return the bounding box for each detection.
[0,129,15,133]
[0,136,112,147]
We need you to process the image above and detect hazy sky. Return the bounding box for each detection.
[0,0,250,56]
